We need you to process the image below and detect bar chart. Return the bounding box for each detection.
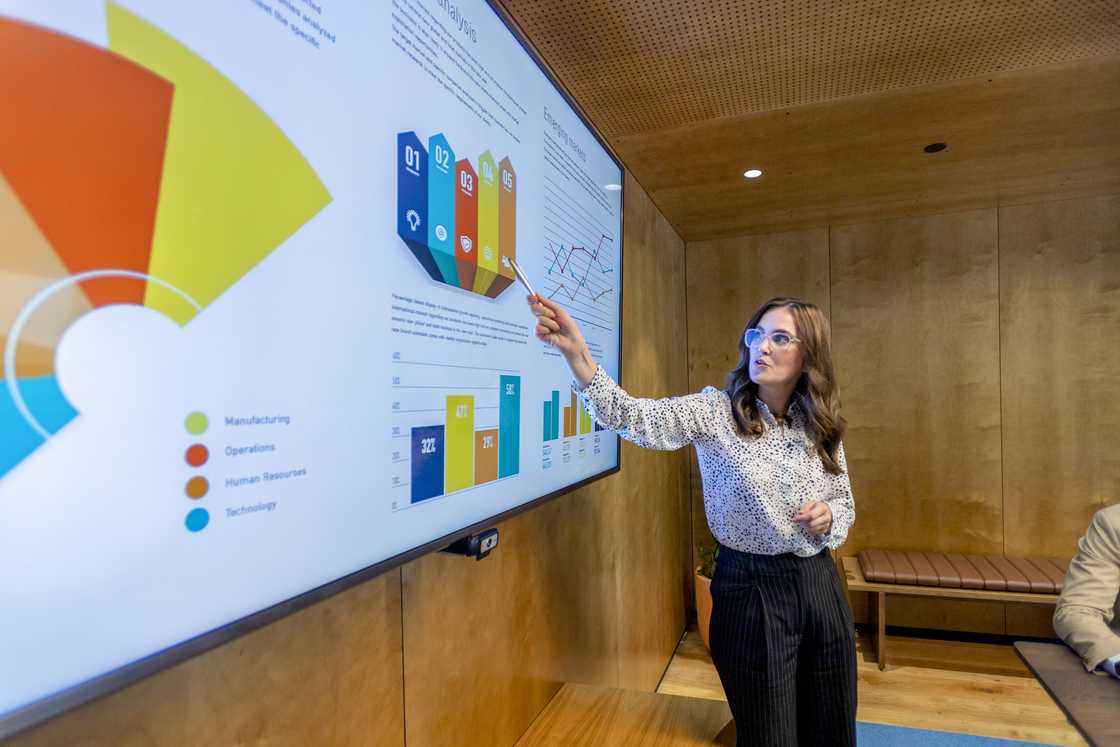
[541,386,605,473]
[542,388,603,442]
[390,357,521,507]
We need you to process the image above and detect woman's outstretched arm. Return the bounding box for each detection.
[528,294,719,451]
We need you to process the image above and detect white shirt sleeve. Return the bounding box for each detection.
[1102,653,1120,678]
[576,366,719,451]
[820,441,855,550]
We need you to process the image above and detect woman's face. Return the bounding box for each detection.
[747,306,806,389]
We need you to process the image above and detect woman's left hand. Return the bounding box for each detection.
[794,501,832,536]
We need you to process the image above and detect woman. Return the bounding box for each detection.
[528,294,857,747]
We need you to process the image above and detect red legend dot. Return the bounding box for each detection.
[185,444,209,467]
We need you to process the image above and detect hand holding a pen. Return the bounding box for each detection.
[512,256,598,387]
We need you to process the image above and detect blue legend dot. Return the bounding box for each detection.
[185,508,210,533]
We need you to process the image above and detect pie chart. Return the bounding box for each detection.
[0,3,332,477]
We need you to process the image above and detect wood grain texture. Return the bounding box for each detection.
[1006,604,1061,639]
[684,229,830,570]
[686,229,831,391]
[683,195,1120,634]
[401,171,691,746]
[614,170,692,690]
[7,572,405,747]
[516,683,732,747]
[999,195,1120,561]
[658,631,1087,746]
[401,500,605,747]
[501,0,1120,139]
[830,209,1005,632]
[615,56,1120,240]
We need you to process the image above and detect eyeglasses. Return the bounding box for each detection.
[744,328,802,350]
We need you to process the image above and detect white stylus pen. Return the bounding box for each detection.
[508,257,538,298]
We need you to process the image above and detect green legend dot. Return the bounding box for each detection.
[185,412,209,435]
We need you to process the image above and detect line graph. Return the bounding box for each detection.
[546,233,614,276]
[540,180,618,333]
[542,235,616,331]
[546,237,615,305]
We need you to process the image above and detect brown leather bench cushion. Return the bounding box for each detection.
[858,549,1068,593]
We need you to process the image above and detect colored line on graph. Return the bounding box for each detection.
[549,282,614,304]
[545,234,614,276]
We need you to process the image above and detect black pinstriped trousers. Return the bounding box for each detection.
[709,546,857,747]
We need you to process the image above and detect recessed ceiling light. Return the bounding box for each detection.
[743,169,763,179]
[923,142,947,153]
[603,183,622,191]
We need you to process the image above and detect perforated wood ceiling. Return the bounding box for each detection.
[498,1,1120,239]
[503,0,1120,139]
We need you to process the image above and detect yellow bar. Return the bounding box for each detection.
[486,156,516,298]
[579,401,591,435]
[445,395,475,492]
[473,151,499,294]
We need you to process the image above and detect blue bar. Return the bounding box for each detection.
[396,131,441,282]
[550,390,560,441]
[543,401,552,442]
[410,424,445,503]
[427,132,458,285]
[498,375,520,478]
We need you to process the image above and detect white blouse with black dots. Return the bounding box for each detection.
[577,366,855,557]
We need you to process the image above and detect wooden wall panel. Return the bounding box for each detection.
[684,197,1120,638]
[614,170,691,691]
[401,171,691,745]
[1000,194,1120,637]
[400,497,611,747]
[9,572,405,747]
[684,230,830,567]
[829,210,1005,632]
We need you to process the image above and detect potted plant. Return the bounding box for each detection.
[695,542,719,651]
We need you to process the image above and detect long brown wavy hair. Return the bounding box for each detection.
[725,297,847,475]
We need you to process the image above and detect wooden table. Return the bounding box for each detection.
[1015,641,1120,747]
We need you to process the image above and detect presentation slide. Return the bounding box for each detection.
[0,0,622,728]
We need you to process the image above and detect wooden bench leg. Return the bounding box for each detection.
[877,591,887,671]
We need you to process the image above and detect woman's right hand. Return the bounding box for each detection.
[528,294,597,387]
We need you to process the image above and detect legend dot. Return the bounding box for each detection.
[185,476,209,499]
[185,508,210,532]
[185,444,209,467]
[185,412,208,435]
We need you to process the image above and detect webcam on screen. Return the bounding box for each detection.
[441,528,499,561]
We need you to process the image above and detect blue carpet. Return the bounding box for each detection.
[858,721,1058,746]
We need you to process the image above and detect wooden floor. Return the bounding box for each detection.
[656,629,1088,746]
[517,684,734,746]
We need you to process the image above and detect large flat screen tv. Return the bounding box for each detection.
[0,0,623,736]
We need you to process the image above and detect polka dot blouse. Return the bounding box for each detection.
[577,366,855,557]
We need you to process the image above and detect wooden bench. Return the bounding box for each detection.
[842,551,1066,670]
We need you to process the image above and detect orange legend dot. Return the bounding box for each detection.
[185,476,209,500]
[185,444,209,467]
